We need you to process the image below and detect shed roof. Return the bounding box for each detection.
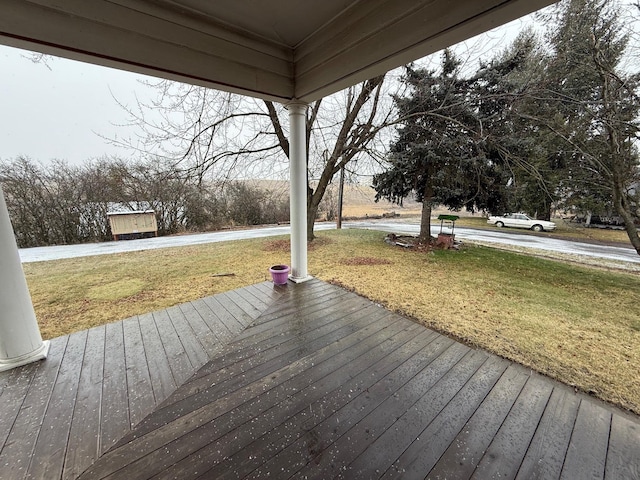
[107,210,156,216]
[0,0,557,103]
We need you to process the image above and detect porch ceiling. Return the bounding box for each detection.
[0,0,556,103]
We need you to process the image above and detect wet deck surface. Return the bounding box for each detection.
[0,279,638,479]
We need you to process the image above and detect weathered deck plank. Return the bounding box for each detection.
[471,374,554,480]
[0,335,68,480]
[152,309,194,386]
[605,413,640,480]
[190,298,234,343]
[122,317,155,427]
[0,361,39,452]
[177,302,222,353]
[63,325,106,480]
[224,287,265,319]
[83,308,405,479]
[377,355,510,479]
[200,328,443,480]
[244,282,280,306]
[200,295,244,334]
[161,301,386,410]
[560,399,612,480]
[164,305,209,369]
[515,387,581,480]
[425,364,531,480]
[298,342,474,479]
[0,279,637,480]
[27,330,87,479]
[184,326,435,480]
[138,312,177,405]
[100,321,130,454]
[188,294,373,383]
[214,291,255,328]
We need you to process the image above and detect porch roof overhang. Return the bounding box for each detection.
[0,0,556,104]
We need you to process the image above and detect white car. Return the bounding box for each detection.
[487,213,556,232]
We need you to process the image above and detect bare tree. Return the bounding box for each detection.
[111,75,396,239]
[263,76,392,238]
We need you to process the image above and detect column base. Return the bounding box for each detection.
[288,274,314,284]
[0,340,50,372]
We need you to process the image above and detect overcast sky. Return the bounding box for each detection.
[0,45,153,165]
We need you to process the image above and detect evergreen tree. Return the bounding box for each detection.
[373,46,533,242]
[537,0,640,251]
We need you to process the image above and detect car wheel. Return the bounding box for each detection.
[495,221,504,228]
[532,224,543,232]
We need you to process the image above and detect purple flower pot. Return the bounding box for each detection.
[269,265,290,285]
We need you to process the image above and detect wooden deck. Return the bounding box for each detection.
[0,279,638,479]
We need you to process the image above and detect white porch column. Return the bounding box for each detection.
[0,185,49,371]
[287,101,312,283]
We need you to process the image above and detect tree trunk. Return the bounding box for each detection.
[419,174,434,243]
[612,175,640,255]
[617,207,640,255]
[307,186,321,241]
[419,200,432,243]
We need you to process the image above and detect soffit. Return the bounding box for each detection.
[0,0,557,103]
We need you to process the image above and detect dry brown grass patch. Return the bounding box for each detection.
[263,236,333,253]
[340,256,393,266]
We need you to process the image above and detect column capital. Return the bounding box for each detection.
[285,100,308,114]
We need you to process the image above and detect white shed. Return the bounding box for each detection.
[107,210,158,241]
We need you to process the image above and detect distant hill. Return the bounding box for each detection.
[247,179,423,218]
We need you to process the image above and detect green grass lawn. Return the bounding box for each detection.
[23,229,640,414]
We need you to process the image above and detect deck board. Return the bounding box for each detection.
[63,326,106,480]
[190,298,234,343]
[27,330,87,479]
[189,325,431,480]
[379,355,510,479]
[0,335,68,480]
[471,374,554,480]
[177,302,222,353]
[200,295,244,333]
[424,363,531,480]
[100,321,130,454]
[201,328,443,480]
[138,312,177,405]
[0,362,39,451]
[560,399,612,480]
[215,291,255,327]
[0,279,637,480]
[224,287,265,319]
[152,309,194,386]
[120,309,401,454]
[164,305,209,369]
[605,413,640,480]
[122,317,155,427]
[515,387,581,480]
[159,302,386,411]
[87,312,412,479]
[244,333,458,480]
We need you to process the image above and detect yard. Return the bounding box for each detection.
[23,229,640,413]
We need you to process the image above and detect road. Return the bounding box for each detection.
[18,220,639,264]
[17,224,334,263]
